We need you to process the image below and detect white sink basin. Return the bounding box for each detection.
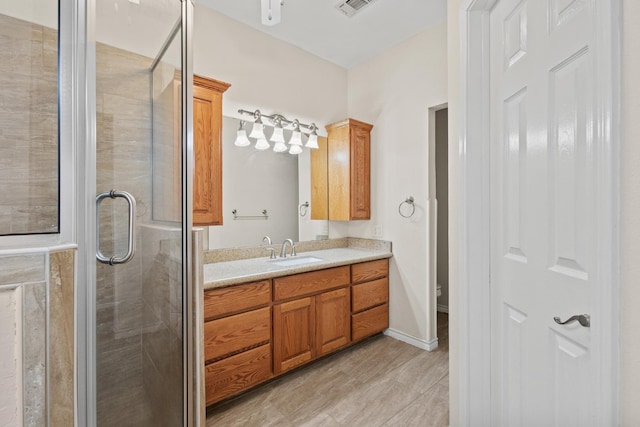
[271,256,324,267]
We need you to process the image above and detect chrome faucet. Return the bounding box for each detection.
[280,239,295,258]
[263,236,276,259]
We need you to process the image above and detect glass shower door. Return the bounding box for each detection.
[93,1,192,425]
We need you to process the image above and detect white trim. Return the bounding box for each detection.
[457,0,620,425]
[437,304,449,314]
[0,244,78,257]
[384,328,439,351]
[457,1,495,425]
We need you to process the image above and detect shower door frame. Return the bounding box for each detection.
[75,0,196,425]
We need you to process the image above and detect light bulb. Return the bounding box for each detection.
[234,129,251,147]
[273,141,288,152]
[305,132,319,149]
[255,138,270,150]
[271,126,285,143]
[289,144,303,155]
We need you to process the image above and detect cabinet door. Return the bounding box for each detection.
[273,297,314,374]
[316,288,350,356]
[193,84,223,226]
[350,126,370,220]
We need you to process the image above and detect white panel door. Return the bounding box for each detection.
[490,0,603,425]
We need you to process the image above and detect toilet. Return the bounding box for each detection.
[436,283,442,298]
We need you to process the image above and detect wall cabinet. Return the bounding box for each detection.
[193,76,230,226]
[325,119,374,221]
[204,258,388,406]
[310,136,329,220]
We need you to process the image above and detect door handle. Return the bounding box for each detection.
[553,314,590,328]
[96,190,136,265]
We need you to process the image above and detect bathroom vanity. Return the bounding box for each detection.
[202,242,391,406]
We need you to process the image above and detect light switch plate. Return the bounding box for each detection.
[373,225,383,238]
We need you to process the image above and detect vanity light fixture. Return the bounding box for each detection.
[270,117,286,143]
[289,144,303,155]
[255,137,270,150]
[289,120,303,146]
[234,120,251,147]
[237,109,322,155]
[305,123,319,149]
[249,111,266,140]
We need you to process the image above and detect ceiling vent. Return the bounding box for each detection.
[335,0,376,18]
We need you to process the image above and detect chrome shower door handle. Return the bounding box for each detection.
[553,314,590,328]
[96,190,136,265]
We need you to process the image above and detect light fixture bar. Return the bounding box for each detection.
[237,109,320,135]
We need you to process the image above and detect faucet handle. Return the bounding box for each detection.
[266,247,276,259]
[291,243,297,256]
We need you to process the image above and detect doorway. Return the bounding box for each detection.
[457,0,619,424]
[429,104,449,349]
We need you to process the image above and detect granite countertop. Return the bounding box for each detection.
[204,247,392,290]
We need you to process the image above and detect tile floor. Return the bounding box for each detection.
[206,313,449,427]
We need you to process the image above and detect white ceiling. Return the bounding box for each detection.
[196,0,447,69]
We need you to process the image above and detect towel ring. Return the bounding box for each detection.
[299,201,309,217]
[399,196,415,218]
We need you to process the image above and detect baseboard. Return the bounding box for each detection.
[437,304,449,313]
[384,328,439,351]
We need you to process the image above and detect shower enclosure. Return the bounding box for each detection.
[0,0,196,423]
[89,0,195,425]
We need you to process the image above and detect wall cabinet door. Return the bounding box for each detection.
[315,288,351,356]
[193,76,230,226]
[273,297,314,374]
[326,118,373,221]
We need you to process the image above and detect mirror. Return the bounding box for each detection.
[206,116,329,249]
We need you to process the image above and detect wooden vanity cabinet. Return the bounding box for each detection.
[325,119,374,221]
[351,259,390,341]
[272,266,351,374]
[203,280,272,406]
[315,287,351,356]
[193,75,230,227]
[273,297,315,374]
[205,258,389,407]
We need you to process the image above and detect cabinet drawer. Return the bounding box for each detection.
[205,344,271,406]
[352,277,388,313]
[351,259,388,284]
[274,266,350,301]
[351,303,389,341]
[204,280,271,321]
[204,307,270,363]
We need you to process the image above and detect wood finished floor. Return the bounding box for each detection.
[206,313,449,427]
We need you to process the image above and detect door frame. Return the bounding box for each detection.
[456,0,621,424]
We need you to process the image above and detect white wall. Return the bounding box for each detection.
[194,7,348,129]
[621,0,640,424]
[347,24,448,345]
[0,0,57,28]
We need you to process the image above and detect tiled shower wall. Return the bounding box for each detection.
[0,249,75,427]
[0,14,58,235]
